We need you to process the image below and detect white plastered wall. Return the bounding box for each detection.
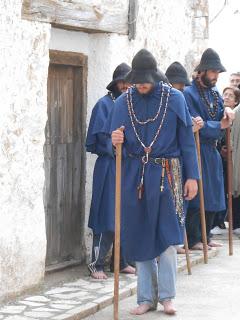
[0,0,50,301]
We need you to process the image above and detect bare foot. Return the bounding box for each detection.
[177,246,186,254]
[208,241,223,247]
[90,271,108,280]
[160,300,176,315]
[130,304,152,315]
[121,265,136,274]
[191,242,211,251]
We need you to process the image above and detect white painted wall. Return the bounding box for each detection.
[0,0,50,301]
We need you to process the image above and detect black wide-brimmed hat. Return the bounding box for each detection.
[195,48,226,73]
[165,61,191,86]
[106,63,131,91]
[125,49,166,84]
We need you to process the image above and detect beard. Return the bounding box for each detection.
[201,72,217,88]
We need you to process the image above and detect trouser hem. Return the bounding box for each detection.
[159,296,175,302]
[137,301,157,310]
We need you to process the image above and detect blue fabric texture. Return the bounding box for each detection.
[86,94,116,233]
[184,80,226,212]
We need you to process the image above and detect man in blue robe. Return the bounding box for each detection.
[183,48,235,250]
[111,49,199,315]
[165,61,191,92]
[165,61,204,132]
[86,63,135,280]
[165,61,204,255]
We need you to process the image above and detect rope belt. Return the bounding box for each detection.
[127,153,184,225]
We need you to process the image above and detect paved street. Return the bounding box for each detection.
[0,246,216,319]
[86,239,240,320]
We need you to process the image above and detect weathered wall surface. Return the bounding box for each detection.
[22,0,129,34]
[0,0,208,301]
[0,0,50,301]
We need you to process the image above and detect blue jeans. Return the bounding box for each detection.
[136,246,177,308]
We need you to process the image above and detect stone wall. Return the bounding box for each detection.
[0,0,50,301]
[0,0,208,301]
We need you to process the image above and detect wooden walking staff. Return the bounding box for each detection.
[184,228,192,275]
[114,127,123,320]
[226,127,233,256]
[194,130,208,264]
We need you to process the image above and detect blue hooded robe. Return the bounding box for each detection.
[184,80,226,212]
[86,94,116,234]
[108,83,199,261]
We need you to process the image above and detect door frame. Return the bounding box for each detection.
[45,50,88,272]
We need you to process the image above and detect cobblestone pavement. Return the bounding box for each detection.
[0,249,219,320]
[85,239,240,320]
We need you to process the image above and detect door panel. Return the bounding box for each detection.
[44,60,86,268]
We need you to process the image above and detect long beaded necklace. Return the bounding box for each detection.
[128,83,166,124]
[196,80,219,119]
[126,82,171,199]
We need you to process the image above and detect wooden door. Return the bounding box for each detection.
[44,51,87,269]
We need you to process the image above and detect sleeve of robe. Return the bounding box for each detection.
[85,97,114,157]
[177,118,200,180]
[184,89,223,140]
[172,92,199,180]
[107,94,127,132]
[105,94,129,155]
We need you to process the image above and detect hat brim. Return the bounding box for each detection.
[167,75,191,86]
[106,76,128,91]
[125,69,166,84]
[194,63,226,73]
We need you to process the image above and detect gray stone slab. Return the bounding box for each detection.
[24,311,54,318]
[18,301,45,307]
[52,314,71,320]
[81,283,104,290]
[34,307,60,312]
[1,306,26,314]
[50,304,73,310]
[50,300,80,305]
[24,296,50,303]
[64,279,90,287]
[45,287,80,295]
[97,286,113,294]
[50,291,87,300]
[5,316,36,320]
